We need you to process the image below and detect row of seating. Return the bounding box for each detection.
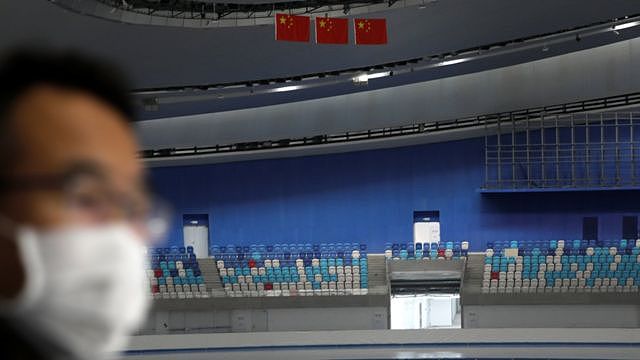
[152,291,211,300]
[147,247,204,296]
[481,240,640,294]
[150,260,202,274]
[214,244,369,297]
[148,245,198,262]
[486,239,640,256]
[152,283,208,294]
[215,256,364,270]
[224,289,369,297]
[211,243,368,255]
[483,284,640,294]
[384,241,469,260]
[150,246,195,255]
[213,250,368,262]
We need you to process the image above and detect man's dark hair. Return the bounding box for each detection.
[0,49,134,120]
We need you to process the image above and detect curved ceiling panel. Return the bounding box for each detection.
[2,0,640,87]
[132,21,640,120]
[136,37,640,156]
[54,0,409,26]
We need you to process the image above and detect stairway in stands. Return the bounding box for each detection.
[198,258,226,297]
[462,253,485,294]
[367,254,389,294]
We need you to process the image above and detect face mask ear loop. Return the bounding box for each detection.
[0,215,46,315]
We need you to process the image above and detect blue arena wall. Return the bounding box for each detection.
[150,136,640,252]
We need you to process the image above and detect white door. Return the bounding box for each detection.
[390,295,426,329]
[413,221,440,245]
[183,225,209,258]
[427,295,455,327]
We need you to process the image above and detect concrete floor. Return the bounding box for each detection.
[123,345,639,360]
[122,328,640,360]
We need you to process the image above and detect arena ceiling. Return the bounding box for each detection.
[54,0,412,26]
[4,1,640,164]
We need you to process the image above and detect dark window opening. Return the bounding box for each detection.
[622,216,638,240]
[582,217,598,241]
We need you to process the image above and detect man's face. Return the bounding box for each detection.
[0,84,144,228]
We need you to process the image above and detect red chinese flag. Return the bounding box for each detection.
[315,17,348,44]
[275,14,310,42]
[354,18,387,45]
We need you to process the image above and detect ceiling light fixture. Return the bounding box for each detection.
[352,71,391,85]
[365,71,392,80]
[273,85,302,92]
[438,58,468,66]
[613,21,640,31]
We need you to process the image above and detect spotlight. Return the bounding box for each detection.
[273,85,302,92]
[613,21,640,31]
[542,44,549,52]
[352,71,391,85]
[438,58,468,66]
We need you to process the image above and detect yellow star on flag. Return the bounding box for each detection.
[279,16,286,24]
[358,21,365,29]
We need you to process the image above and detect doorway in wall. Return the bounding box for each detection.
[413,211,440,246]
[389,265,461,330]
[582,216,598,241]
[183,214,210,258]
[390,292,461,329]
[622,216,638,239]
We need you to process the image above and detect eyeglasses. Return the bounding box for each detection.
[0,162,171,243]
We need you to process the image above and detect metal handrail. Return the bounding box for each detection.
[142,92,640,159]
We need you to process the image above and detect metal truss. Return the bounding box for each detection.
[483,111,640,191]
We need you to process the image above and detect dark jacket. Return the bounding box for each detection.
[0,318,75,360]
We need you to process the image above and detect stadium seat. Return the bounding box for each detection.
[480,239,640,295]
[210,243,369,297]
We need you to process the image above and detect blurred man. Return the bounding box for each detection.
[0,50,153,359]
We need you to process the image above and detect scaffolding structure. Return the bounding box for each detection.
[482,112,640,191]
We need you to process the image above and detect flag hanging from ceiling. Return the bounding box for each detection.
[275,13,311,42]
[354,18,388,45]
[315,16,349,44]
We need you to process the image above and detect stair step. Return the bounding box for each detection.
[198,258,224,291]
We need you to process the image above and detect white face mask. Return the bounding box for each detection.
[4,223,151,359]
